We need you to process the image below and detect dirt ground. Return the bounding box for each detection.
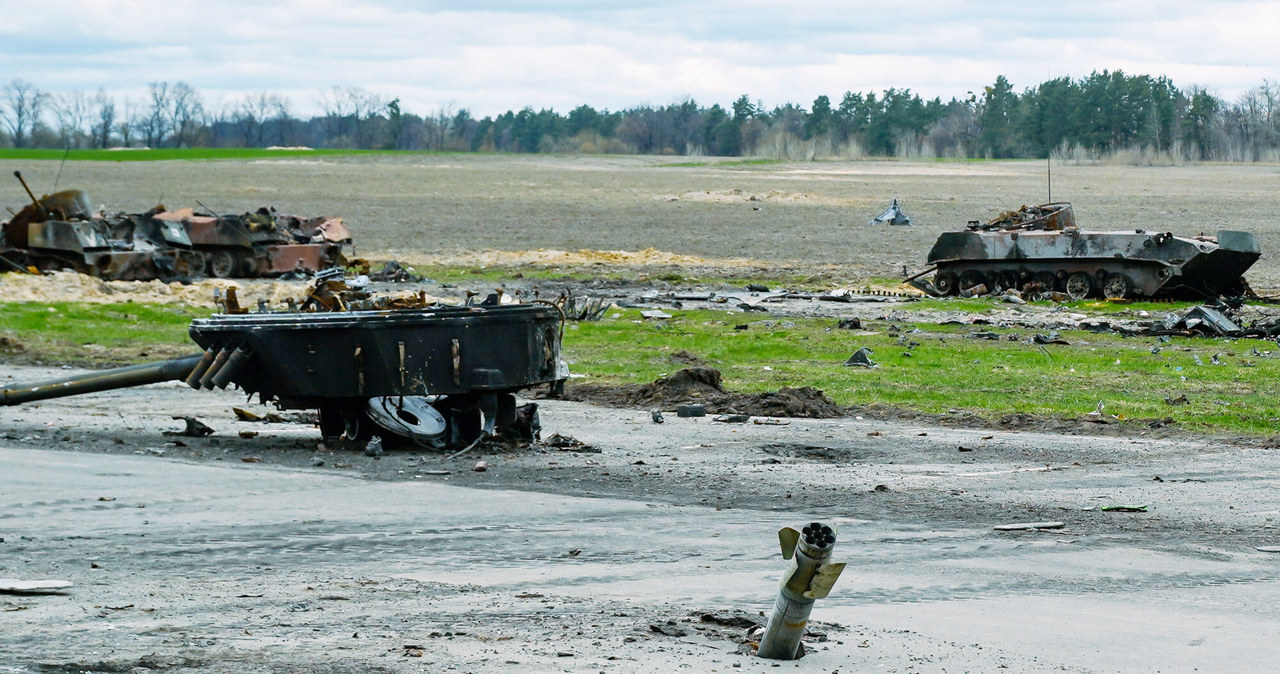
[4,368,1280,673]
[4,155,1280,289]
[5,156,1280,672]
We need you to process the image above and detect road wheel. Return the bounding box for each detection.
[1034,271,1058,293]
[959,269,986,292]
[1064,272,1092,300]
[934,272,958,295]
[208,250,237,278]
[996,271,1019,292]
[1102,273,1131,299]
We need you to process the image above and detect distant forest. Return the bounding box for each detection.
[3,72,1279,162]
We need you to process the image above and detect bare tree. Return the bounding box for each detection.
[141,82,171,147]
[316,86,383,148]
[1,79,48,148]
[271,95,296,146]
[117,95,141,147]
[52,90,90,148]
[233,91,280,147]
[90,88,116,148]
[169,82,203,147]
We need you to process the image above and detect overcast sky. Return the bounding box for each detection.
[4,1,1277,118]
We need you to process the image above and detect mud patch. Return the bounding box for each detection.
[566,367,843,419]
[627,367,725,405]
[709,386,843,419]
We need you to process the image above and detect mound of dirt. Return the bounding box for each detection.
[626,367,725,405]
[563,367,844,419]
[707,386,843,419]
[667,350,705,366]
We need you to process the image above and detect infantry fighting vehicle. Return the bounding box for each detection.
[925,203,1261,300]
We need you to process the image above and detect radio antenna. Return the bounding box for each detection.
[1046,153,1052,203]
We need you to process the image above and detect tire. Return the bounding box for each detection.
[996,271,1019,292]
[959,270,986,292]
[1064,272,1093,300]
[207,250,237,278]
[1101,273,1131,299]
[1034,271,1058,293]
[934,272,958,295]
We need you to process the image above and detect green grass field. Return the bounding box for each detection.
[2,298,1276,435]
[0,148,433,162]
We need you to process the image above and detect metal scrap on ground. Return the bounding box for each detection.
[867,198,911,226]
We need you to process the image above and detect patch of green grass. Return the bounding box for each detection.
[563,308,1280,436]
[0,148,451,162]
[4,297,1276,437]
[0,302,213,364]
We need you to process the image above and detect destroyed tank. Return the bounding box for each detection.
[0,271,566,449]
[926,203,1261,300]
[1,173,185,279]
[2,171,350,280]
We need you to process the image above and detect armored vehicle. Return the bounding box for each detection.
[926,203,1261,300]
[0,273,565,448]
[3,171,350,280]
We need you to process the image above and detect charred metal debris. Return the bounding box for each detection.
[0,269,567,450]
[2,171,350,281]
[910,202,1261,301]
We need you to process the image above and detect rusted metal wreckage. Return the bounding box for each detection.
[2,171,350,280]
[917,202,1260,300]
[0,270,566,448]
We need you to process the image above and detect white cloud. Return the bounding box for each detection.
[2,0,1277,117]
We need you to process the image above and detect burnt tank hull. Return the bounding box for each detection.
[927,223,1260,300]
[186,304,562,406]
[1,302,563,448]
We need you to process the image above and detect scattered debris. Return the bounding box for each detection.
[542,433,601,453]
[166,416,214,438]
[844,347,877,368]
[1100,504,1149,512]
[677,404,708,418]
[836,317,862,330]
[713,414,751,423]
[867,198,911,226]
[1033,332,1069,345]
[993,522,1065,531]
[562,295,610,321]
[472,461,488,472]
[0,579,73,594]
[650,623,690,637]
[651,410,665,424]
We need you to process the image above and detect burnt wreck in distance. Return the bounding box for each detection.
[922,202,1261,300]
[2,171,351,281]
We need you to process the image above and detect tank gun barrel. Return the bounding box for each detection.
[0,354,203,406]
[13,171,42,213]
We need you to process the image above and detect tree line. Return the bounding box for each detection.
[3,73,1279,161]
